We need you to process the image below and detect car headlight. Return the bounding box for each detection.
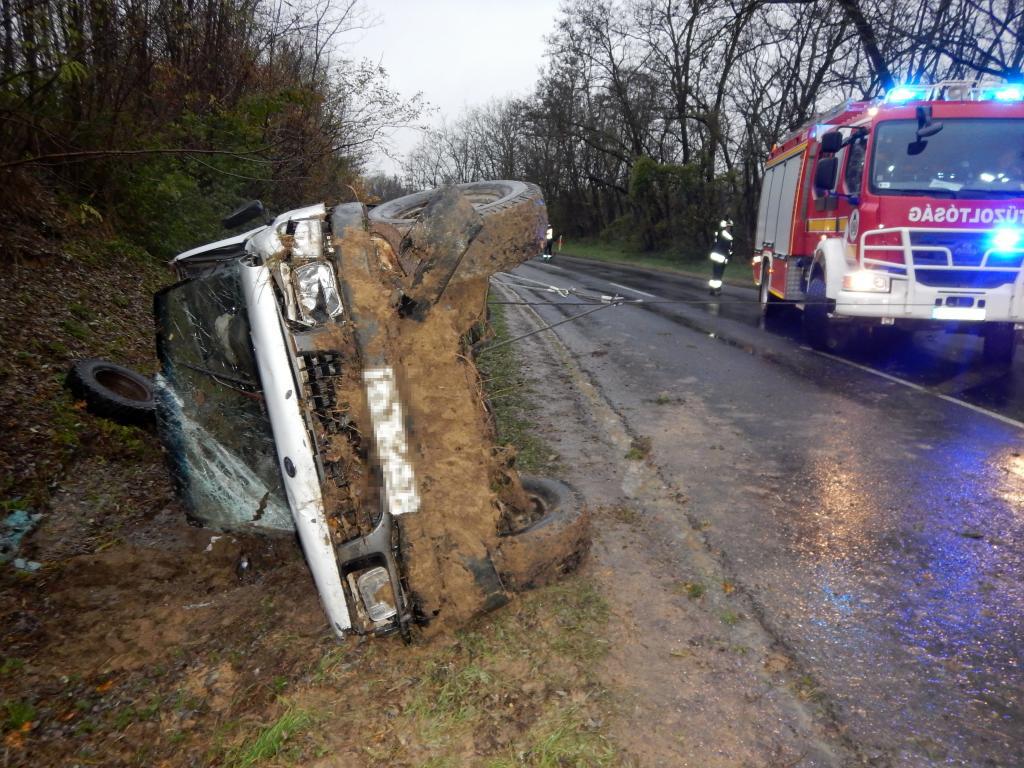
[293,261,343,324]
[842,270,890,293]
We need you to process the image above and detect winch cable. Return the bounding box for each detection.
[491,274,988,310]
[477,283,626,357]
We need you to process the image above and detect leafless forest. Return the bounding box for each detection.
[403,0,1024,254]
[2,0,1023,257]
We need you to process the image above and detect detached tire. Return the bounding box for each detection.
[494,475,591,591]
[66,359,156,426]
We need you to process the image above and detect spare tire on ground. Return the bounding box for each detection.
[66,358,156,426]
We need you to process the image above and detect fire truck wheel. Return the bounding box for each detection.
[982,323,1019,365]
[759,261,780,318]
[803,273,834,351]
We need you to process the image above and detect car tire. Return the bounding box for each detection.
[494,475,590,591]
[66,359,156,426]
[369,180,547,312]
[369,180,542,229]
[983,322,1018,365]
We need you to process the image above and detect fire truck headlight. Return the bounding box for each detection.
[992,226,1021,251]
[843,271,891,293]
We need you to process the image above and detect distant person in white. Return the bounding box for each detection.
[543,225,554,259]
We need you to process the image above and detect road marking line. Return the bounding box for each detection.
[607,281,658,298]
[814,350,1024,431]
[540,263,566,271]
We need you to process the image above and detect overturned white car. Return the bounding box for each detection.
[154,182,589,638]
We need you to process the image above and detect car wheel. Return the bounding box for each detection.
[369,180,542,229]
[368,180,547,312]
[66,359,156,426]
[494,475,590,591]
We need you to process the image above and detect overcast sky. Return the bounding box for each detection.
[348,0,562,175]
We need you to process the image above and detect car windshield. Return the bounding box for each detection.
[870,118,1024,197]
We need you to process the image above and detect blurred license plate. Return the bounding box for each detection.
[932,306,986,321]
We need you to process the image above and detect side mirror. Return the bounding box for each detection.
[820,131,844,154]
[814,157,839,194]
[222,200,267,229]
[915,105,943,139]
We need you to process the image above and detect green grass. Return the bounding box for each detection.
[224,707,314,768]
[486,705,618,767]
[477,301,559,473]
[563,238,748,286]
[345,575,618,765]
[3,699,36,730]
[624,436,651,461]
[562,239,702,272]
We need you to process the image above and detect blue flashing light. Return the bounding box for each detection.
[992,226,1022,251]
[994,84,1023,101]
[887,86,919,103]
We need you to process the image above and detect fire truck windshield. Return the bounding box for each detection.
[870,118,1024,198]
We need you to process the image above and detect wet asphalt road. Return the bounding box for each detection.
[501,255,1024,767]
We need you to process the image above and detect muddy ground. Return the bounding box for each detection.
[3,242,850,767]
[2,245,613,767]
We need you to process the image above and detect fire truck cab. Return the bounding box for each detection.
[753,80,1024,362]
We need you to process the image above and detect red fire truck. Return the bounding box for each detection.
[752,80,1024,362]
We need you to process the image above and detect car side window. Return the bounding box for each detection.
[844,139,866,194]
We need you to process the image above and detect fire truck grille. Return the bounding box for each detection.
[909,231,1023,288]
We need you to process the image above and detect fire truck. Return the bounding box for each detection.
[752,80,1024,362]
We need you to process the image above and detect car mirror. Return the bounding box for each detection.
[222,200,267,229]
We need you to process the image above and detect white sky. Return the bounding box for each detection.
[348,0,562,175]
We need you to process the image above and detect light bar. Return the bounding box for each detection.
[994,84,1023,101]
[886,85,927,103]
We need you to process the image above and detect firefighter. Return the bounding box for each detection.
[542,225,554,259]
[708,218,733,296]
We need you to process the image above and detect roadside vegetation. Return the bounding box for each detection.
[477,302,560,475]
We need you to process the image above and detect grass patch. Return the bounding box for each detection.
[477,300,558,473]
[606,505,641,525]
[563,239,704,274]
[624,436,651,461]
[670,581,706,600]
[333,575,620,766]
[0,658,25,676]
[223,706,314,768]
[486,705,618,767]
[3,699,36,730]
[719,609,742,627]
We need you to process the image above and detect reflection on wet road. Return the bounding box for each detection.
[502,255,1024,765]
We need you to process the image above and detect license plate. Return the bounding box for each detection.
[931,306,986,321]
